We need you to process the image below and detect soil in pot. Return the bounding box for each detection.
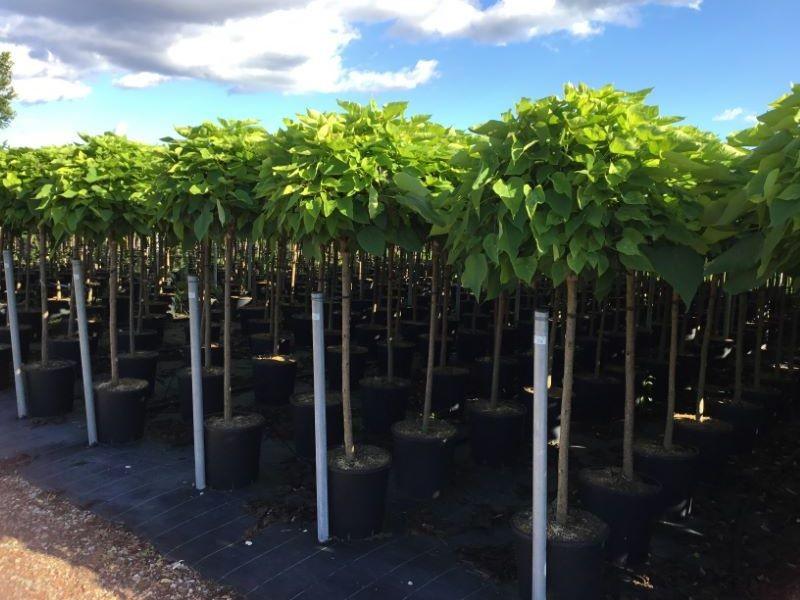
[578,466,661,564]
[467,400,525,466]
[252,354,298,405]
[118,329,159,352]
[673,414,735,475]
[432,366,469,418]
[633,440,698,517]
[325,345,368,389]
[47,336,82,376]
[204,413,266,490]
[512,508,608,600]
[290,392,344,459]
[328,445,391,539]
[119,351,159,398]
[391,419,457,500]
[375,340,415,378]
[177,366,224,421]
[360,376,411,434]
[94,378,148,444]
[22,360,76,417]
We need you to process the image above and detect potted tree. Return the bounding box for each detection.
[161,119,268,489]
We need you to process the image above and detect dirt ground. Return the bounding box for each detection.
[0,456,238,600]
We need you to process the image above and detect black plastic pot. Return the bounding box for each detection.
[360,376,411,434]
[468,400,525,466]
[456,329,491,364]
[375,340,415,379]
[17,309,41,340]
[399,320,428,342]
[391,419,457,499]
[252,355,297,405]
[0,324,32,362]
[290,392,343,459]
[204,413,266,489]
[249,333,292,356]
[742,386,786,422]
[325,345,368,389]
[141,314,169,345]
[94,378,148,444]
[572,374,624,421]
[288,314,313,348]
[578,467,661,563]
[517,386,561,441]
[353,323,385,353]
[472,356,520,398]
[118,329,159,352]
[182,343,223,368]
[22,360,76,417]
[177,367,224,421]
[633,442,698,516]
[707,398,762,451]
[673,416,735,474]
[0,344,10,390]
[328,445,391,539]
[431,366,469,417]
[47,336,82,376]
[183,322,220,344]
[119,351,159,397]
[512,509,608,600]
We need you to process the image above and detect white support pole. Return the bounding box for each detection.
[188,275,206,491]
[3,249,27,418]
[532,310,549,600]
[311,291,329,543]
[72,259,97,445]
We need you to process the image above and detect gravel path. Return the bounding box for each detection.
[0,457,238,600]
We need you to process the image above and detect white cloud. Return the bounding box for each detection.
[0,42,91,103]
[113,71,170,89]
[0,0,701,101]
[744,114,758,124]
[713,107,744,122]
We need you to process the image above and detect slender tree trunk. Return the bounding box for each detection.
[109,238,119,385]
[223,231,233,423]
[290,243,299,303]
[202,240,212,367]
[421,244,439,434]
[775,280,787,366]
[753,288,766,390]
[340,240,354,460]
[38,225,49,364]
[695,277,719,419]
[734,294,746,402]
[67,237,78,338]
[137,236,146,332]
[663,290,679,449]
[622,271,636,480]
[556,273,578,524]
[23,233,31,310]
[593,306,606,379]
[439,262,450,367]
[489,292,507,410]
[387,245,395,380]
[127,233,135,354]
[272,240,285,355]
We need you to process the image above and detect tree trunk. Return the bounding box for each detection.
[339,240,354,460]
[695,277,719,420]
[556,273,578,524]
[387,245,395,380]
[127,233,135,354]
[38,225,49,364]
[663,290,679,450]
[439,262,450,367]
[489,292,506,410]
[109,238,119,385]
[202,240,212,368]
[137,236,146,332]
[622,271,636,480]
[593,306,606,379]
[753,288,765,390]
[223,231,233,423]
[23,233,31,310]
[272,239,285,355]
[67,237,78,338]
[421,245,439,434]
[734,294,746,402]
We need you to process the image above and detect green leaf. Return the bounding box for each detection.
[356,225,385,256]
[194,207,213,241]
[642,243,705,305]
[393,171,430,198]
[462,253,488,294]
[705,233,764,275]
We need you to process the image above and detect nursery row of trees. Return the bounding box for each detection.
[1,83,799,589]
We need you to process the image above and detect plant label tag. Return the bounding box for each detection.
[312,313,321,321]
[534,335,547,346]
[188,292,196,300]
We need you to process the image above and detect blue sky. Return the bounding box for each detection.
[1,0,797,147]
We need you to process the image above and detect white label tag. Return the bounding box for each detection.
[188,292,196,299]
[534,335,547,345]
[312,313,321,321]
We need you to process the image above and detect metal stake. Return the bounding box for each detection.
[188,275,206,490]
[72,259,97,445]
[532,310,549,600]
[311,291,329,543]
[3,249,26,418]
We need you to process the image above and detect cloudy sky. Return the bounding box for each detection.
[1,0,797,146]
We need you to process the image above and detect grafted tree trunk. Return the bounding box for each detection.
[386,245,395,380]
[127,233,135,354]
[421,244,439,434]
[733,294,746,402]
[695,276,719,420]
[223,230,233,423]
[109,238,119,385]
[663,291,679,449]
[622,271,636,480]
[340,240,354,460]
[202,240,212,368]
[38,225,49,364]
[556,273,578,524]
[489,292,507,410]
